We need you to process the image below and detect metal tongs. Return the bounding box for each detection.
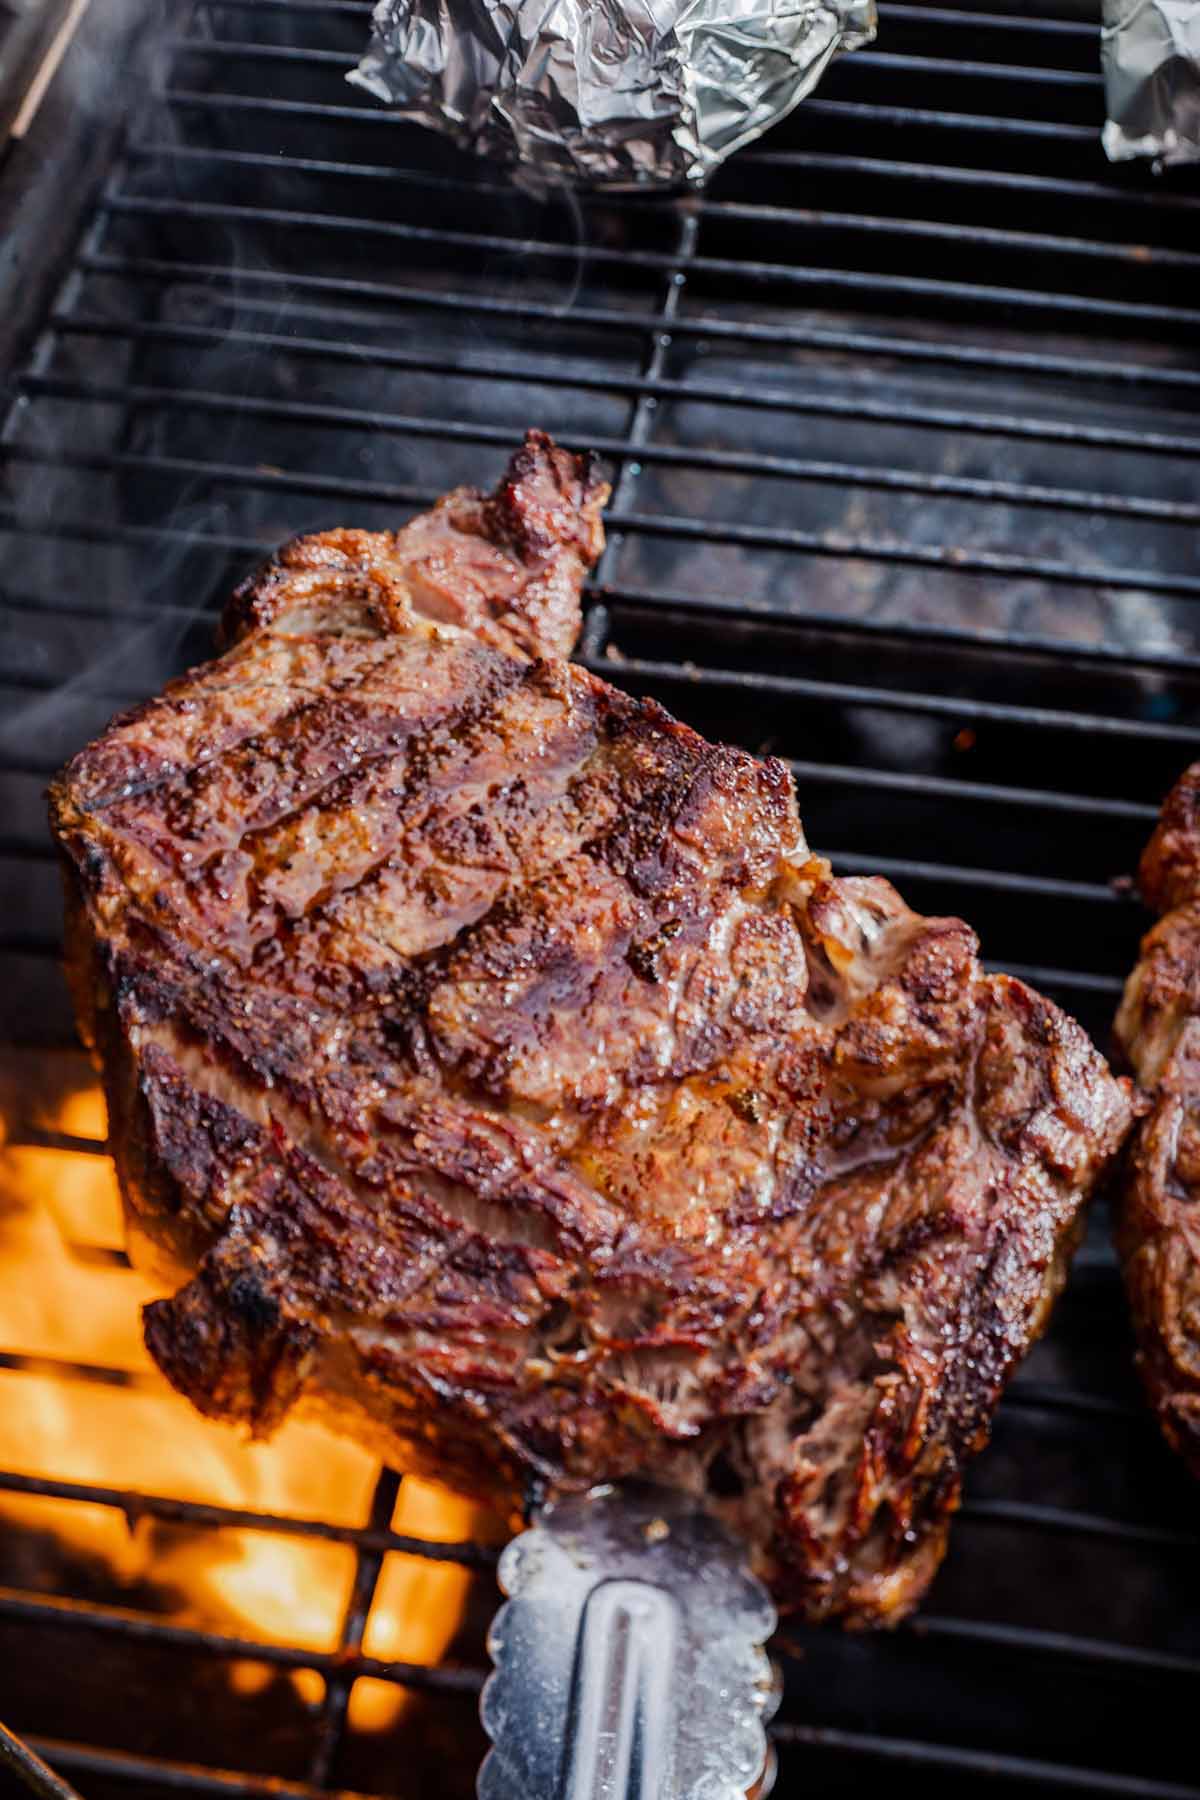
[479,1483,778,1800]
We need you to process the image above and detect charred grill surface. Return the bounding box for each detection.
[49,435,1131,1628]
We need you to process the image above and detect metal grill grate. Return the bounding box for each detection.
[3,2,1200,1796]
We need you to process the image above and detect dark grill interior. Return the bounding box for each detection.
[2,2,1200,1796]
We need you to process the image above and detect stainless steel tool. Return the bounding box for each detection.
[479,1483,778,1800]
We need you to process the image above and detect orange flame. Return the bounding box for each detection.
[0,1061,501,1732]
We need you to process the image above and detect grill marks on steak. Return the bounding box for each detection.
[49,433,1132,1627]
[1115,764,1200,1472]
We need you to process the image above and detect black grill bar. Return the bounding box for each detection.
[912,1617,1200,1681]
[829,852,1117,903]
[26,333,1200,455]
[308,1467,402,1789]
[851,50,1098,89]
[574,204,696,659]
[991,963,1124,997]
[738,149,1200,213]
[9,427,1200,598]
[118,133,1200,228]
[116,126,1200,241]
[0,1470,498,1567]
[76,253,1200,393]
[4,556,1200,689]
[97,192,1200,332]
[0,1723,85,1800]
[0,1588,490,1695]
[575,655,1200,746]
[165,36,1102,90]
[0,1354,160,1392]
[800,96,1097,144]
[12,493,1197,628]
[26,320,1200,524]
[770,1724,1200,1799]
[161,77,1100,147]
[784,761,1156,822]
[879,5,1094,36]
[3,1125,108,1155]
[30,1736,388,1800]
[961,1500,1200,1553]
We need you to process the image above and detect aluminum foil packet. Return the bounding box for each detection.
[1102,0,1200,165]
[349,0,877,187]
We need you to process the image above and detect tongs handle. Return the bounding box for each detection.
[478,1483,777,1800]
[561,1579,677,1800]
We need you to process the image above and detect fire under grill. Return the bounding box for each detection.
[2,1,1200,1795]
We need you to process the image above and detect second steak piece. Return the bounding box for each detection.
[1116,765,1200,1474]
[50,435,1132,1628]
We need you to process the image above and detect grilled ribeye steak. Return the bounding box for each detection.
[50,432,1132,1626]
[1116,763,1200,1474]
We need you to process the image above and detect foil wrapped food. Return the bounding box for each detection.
[1103,0,1200,165]
[349,0,877,187]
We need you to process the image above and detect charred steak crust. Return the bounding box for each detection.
[49,433,1131,1628]
[1115,763,1200,1474]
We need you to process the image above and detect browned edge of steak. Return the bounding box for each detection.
[1115,762,1200,1476]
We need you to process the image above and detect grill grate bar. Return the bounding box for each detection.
[0,1723,85,1800]
[0,1587,490,1693]
[117,130,1200,239]
[879,4,1095,36]
[30,324,1200,525]
[195,0,1100,40]
[800,95,1097,143]
[597,582,1200,677]
[851,49,1099,89]
[912,1616,1200,1680]
[702,198,1196,271]
[2,1125,106,1155]
[164,35,1105,95]
[307,1467,402,1789]
[11,413,1200,596]
[0,1353,159,1392]
[0,934,65,959]
[785,760,1156,822]
[988,963,1124,997]
[6,560,1200,687]
[29,344,1200,459]
[0,1469,499,1565]
[30,1724,1198,1800]
[770,1722,1200,1798]
[77,252,1200,394]
[962,1499,1200,1552]
[98,191,1200,332]
[827,851,1119,903]
[29,1736,387,1800]
[1003,1380,1139,1419]
[583,206,698,657]
[740,147,1200,214]
[158,74,1099,144]
[577,654,1200,746]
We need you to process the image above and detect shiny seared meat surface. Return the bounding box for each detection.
[1116,764,1200,1476]
[49,433,1131,1626]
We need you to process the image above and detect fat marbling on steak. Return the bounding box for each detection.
[49,432,1132,1627]
[1116,763,1200,1474]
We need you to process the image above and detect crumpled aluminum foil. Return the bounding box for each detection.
[349,0,877,187]
[1102,0,1200,165]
